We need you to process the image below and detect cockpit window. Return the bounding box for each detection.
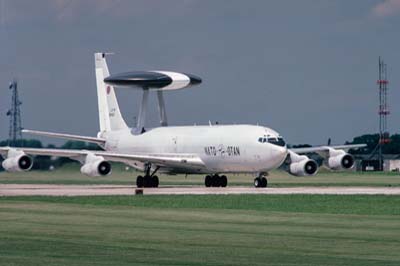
[268,137,286,147]
[258,136,286,147]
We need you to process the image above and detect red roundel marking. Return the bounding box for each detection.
[106,86,111,95]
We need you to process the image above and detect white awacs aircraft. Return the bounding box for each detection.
[0,53,365,188]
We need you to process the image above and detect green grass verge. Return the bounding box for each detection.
[1,195,400,266]
[2,194,400,216]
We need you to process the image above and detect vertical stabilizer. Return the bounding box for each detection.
[94,53,128,132]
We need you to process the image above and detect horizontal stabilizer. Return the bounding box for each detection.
[22,129,106,145]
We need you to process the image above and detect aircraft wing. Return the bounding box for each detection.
[22,129,106,145]
[0,147,206,171]
[290,144,366,154]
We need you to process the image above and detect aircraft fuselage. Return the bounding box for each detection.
[102,124,288,174]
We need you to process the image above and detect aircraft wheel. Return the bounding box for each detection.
[205,175,212,187]
[136,175,144,188]
[254,177,261,188]
[220,175,228,187]
[143,176,153,188]
[212,175,221,187]
[260,177,267,188]
[152,175,159,188]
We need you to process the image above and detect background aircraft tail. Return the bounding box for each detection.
[94,53,128,132]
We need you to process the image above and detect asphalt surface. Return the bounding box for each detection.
[1,184,400,196]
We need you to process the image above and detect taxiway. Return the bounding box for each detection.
[1,184,399,196]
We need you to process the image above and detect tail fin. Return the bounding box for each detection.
[94,53,128,132]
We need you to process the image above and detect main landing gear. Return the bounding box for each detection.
[136,164,160,188]
[254,176,268,188]
[205,174,228,187]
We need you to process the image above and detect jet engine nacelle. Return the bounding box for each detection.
[287,151,318,177]
[289,159,318,176]
[327,152,354,170]
[1,149,33,172]
[80,153,111,177]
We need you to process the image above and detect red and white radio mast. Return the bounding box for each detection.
[377,57,390,170]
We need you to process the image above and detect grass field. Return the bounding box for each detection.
[1,164,400,265]
[1,163,400,187]
[1,195,400,266]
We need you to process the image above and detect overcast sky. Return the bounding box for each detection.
[0,0,399,145]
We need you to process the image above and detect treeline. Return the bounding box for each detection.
[0,139,101,171]
[288,134,400,155]
[345,134,400,155]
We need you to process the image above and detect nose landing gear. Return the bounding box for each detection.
[205,174,228,187]
[254,176,268,188]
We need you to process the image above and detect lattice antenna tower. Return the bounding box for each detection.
[6,79,23,146]
[377,57,390,170]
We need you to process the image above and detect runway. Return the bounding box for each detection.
[1,184,400,196]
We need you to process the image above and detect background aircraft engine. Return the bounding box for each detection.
[289,159,318,176]
[2,150,33,172]
[327,153,354,170]
[80,154,111,177]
